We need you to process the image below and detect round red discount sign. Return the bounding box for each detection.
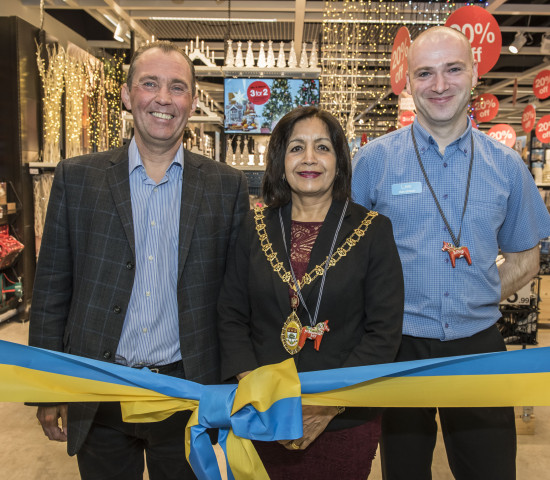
[522,104,537,133]
[473,93,499,123]
[536,115,550,144]
[445,6,502,77]
[247,81,271,105]
[533,70,550,100]
[488,124,516,148]
[399,110,415,126]
[391,27,411,95]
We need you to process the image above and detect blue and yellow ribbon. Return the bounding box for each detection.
[1,339,550,479]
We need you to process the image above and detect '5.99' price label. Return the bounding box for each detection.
[247,81,271,105]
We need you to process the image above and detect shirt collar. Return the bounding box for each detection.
[128,138,184,175]
[412,117,473,157]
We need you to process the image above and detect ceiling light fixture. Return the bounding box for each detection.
[509,32,527,54]
[149,17,277,23]
[114,20,129,42]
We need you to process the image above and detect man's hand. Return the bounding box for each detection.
[37,405,68,442]
[280,405,339,451]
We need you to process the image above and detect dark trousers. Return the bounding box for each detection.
[380,325,516,480]
[77,366,197,480]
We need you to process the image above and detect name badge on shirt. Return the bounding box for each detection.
[392,182,422,196]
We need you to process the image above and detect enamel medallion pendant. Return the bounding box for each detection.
[281,311,303,355]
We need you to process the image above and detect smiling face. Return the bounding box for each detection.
[284,116,337,204]
[121,48,198,154]
[406,28,478,137]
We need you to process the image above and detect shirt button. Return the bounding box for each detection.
[146,291,151,297]
[142,327,148,333]
[126,261,134,270]
[153,187,158,192]
[151,220,156,226]
[443,162,448,168]
[148,255,154,261]
[113,305,121,314]
[443,194,448,200]
[445,323,449,328]
[445,258,449,263]
[444,292,450,297]
[103,351,112,359]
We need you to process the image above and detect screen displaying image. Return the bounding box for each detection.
[224,78,320,134]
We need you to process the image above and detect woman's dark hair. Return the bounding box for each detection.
[261,106,352,207]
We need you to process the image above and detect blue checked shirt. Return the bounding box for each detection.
[352,118,550,341]
[116,139,183,366]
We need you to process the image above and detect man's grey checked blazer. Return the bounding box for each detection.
[29,144,249,455]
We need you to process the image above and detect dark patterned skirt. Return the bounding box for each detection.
[252,416,381,480]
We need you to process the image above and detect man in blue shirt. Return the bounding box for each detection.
[29,41,249,479]
[353,26,550,479]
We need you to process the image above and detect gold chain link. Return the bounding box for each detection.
[253,206,378,291]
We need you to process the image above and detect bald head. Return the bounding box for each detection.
[408,26,474,68]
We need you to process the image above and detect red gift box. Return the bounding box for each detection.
[0,225,24,269]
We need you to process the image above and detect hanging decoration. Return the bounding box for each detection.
[35,43,66,164]
[104,54,126,150]
[321,1,456,140]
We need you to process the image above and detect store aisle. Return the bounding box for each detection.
[1,319,549,479]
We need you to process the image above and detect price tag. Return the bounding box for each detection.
[445,6,502,77]
[533,70,550,100]
[390,27,411,95]
[473,93,499,123]
[247,81,271,105]
[536,115,550,144]
[399,110,415,126]
[487,124,516,148]
[521,104,536,133]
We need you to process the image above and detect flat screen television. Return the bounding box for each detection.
[224,78,320,134]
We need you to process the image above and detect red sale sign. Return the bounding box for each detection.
[391,27,411,95]
[445,6,502,77]
[536,115,550,144]
[473,93,499,123]
[522,104,536,133]
[399,110,415,126]
[533,70,550,100]
[247,81,271,105]
[488,124,516,148]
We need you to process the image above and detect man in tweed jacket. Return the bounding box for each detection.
[29,41,249,479]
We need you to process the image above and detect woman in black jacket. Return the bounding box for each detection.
[218,106,404,479]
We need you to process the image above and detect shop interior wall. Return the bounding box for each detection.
[0,16,41,320]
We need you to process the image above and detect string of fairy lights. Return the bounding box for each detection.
[36,42,125,164]
[321,0,487,141]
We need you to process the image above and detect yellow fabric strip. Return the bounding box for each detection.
[302,373,550,408]
[232,358,300,414]
[0,365,163,402]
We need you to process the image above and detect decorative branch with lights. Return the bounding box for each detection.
[36,42,65,164]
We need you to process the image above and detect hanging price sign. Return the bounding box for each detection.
[445,6,502,77]
[488,124,516,148]
[533,70,550,100]
[247,81,271,105]
[536,115,550,144]
[521,104,537,133]
[399,110,415,126]
[390,27,411,95]
[472,93,499,123]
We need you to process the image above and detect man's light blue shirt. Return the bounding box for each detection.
[116,139,183,366]
[352,118,550,341]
